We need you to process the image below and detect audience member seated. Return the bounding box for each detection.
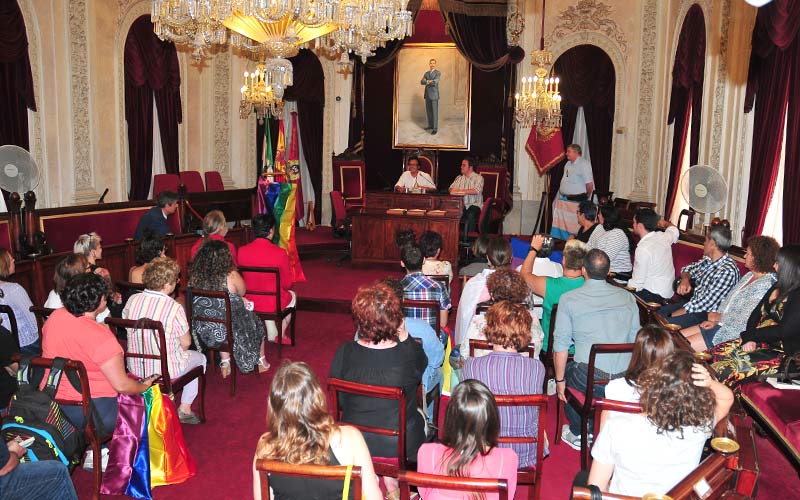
[380,278,444,397]
[74,232,122,314]
[602,326,674,407]
[574,201,600,244]
[0,438,78,500]
[521,237,587,352]
[44,253,110,324]
[711,245,800,389]
[462,269,544,357]
[128,232,165,284]
[449,157,484,237]
[660,223,740,329]
[123,257,206,424]
[628,208,680,304]
[458,234,492,283]
[329,283,427,496]
[253,362,382,500]
[420,231,453,283]
[586,205,633,280]
[417,380,518,500]
[400,243,450,332]
[554,249,639,450]
[587,351,734,497]
[238,214,295,344]
[681,236,779,352]
[462,301,546,468]
[134,190,178,240]
[190,210,237,265]
[0,249,40,355]
[42,273,158,469]
[189,240,268,377]
[0,325,18,411]
[455,237,512,347]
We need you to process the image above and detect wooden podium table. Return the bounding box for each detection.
[351,192,463,268]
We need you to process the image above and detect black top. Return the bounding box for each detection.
[575,223,599,243]
[741,287,800,356]
[329,340,427,460]
[269,447,354,500]
[0,325,19,409]
[134,206,170,240]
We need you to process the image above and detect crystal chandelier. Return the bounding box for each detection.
[224,8,338,59]
[239,58,293,119]
[321,0,413,61]
[514,0,562,131]
[151,0,233,60]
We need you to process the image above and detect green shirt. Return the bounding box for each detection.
[541,276,585,351]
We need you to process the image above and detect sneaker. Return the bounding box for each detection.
[561,425,582,451]
[178,409,202,425]
[546,378,556,396]
[83,447,109,472]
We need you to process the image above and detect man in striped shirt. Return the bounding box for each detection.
[449,157,484,238]
[659,224,740,329]
[399,243,450,331]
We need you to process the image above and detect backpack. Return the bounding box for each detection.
[1,356,85,469]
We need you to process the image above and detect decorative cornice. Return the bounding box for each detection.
[69,0,96,202]
[545,0,628,56]
[634,0,658,196]
[213,46,232,179]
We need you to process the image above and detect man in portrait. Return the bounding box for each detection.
[421,58,440,135]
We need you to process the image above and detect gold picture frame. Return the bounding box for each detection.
[393,43,472,150]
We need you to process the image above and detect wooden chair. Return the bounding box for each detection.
[327,378,410,477]
[29,305,54,342]
[590,398,643,438]
[466,198,499,240]
[329,191,352,266]
[115,280,145,296]
[571,487,638,500]
[104,317,206,422]
[667,453,737,500]
[630,201,656,211]
[185,287,237,396]
[238,265,297,358]
[399,470,508,500]
[255,459,362,500]
[495,393,549,500]
[403,298,441,336]
[468,338,537,359]
[0,304,20,350]
[179,170,206,193]
[592,191,614,206]
[204,171,225,192]
[677,208,696,231]
[612,198,630,210]
[556,342,635,470]
[153,173,180,197]
[651,309,693,351]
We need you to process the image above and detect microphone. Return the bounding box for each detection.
[98,188,109,204]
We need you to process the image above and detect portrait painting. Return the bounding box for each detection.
[393,43,472,150]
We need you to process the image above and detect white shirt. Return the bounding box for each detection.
[44,289,110,323]
[592,413,711,497]
[396,170,436,191]
[628,226,680,299]
[454,268,493,346]
[603,377,640,404]
[559,156,594,196]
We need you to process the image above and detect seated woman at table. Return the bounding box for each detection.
[681,236,779,352]
[128,232,165,284]
[190,210,237,265]
[417,379,518,500]
[253,361,382,500]
[588,350,733,497]
[329,283,427,498]
[0,249,40,355]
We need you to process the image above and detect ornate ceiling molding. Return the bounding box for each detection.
[633,0,658,196]
[545,0,628,56]
[69,0,96,202]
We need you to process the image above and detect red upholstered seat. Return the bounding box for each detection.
[332,159,365,214]
[153,174,179,197]
[204,171,224,191]
[740,381,800,462]
[672,240,747,277]
[180,171,205,192]
[476,165,511,213]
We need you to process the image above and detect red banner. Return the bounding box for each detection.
[525,126,565,175]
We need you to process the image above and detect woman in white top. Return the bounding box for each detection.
[587,205,632,278]
[420,231,453,284]
[44,253,110,324]
[0,249,39,354]
[589,350,734,497]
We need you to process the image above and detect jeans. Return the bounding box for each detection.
[635,288,666,305]
[461,205,482,237]
[61,396,118,439]
[0,459,78,500]
[659,302,707,328]
[20,339,41,356]
[565,362,609,436]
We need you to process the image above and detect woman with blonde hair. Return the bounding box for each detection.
[190,210,237,265]
[254,362,382,500]
[73,232,104,271]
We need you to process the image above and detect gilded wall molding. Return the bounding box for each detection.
[633,0,658,195]
[213,47,232,180]
[709,0,730,171]
[545,0,628,56]
[69,0,96,202]
[320,55,335,225]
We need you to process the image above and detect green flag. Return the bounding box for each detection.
[263,121,273,176]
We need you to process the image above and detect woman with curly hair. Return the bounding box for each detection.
[329,282,427,499]
[128,232,165,284]
[461,301,546,469]
[188,240,267,377]
[602,325,674,405]
[588,350,733,496]
[417,379,518,500]
[253,362,382,500]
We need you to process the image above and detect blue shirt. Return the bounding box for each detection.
[553,279,639,375]
[559,156,594,196]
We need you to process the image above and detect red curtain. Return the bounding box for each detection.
[0,0,36,151]
[548,44,616,197]
[664,5,706,218]
[124,15,182,200]
[743,0,800,244]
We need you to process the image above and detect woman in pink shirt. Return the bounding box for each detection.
[417,379,518,500]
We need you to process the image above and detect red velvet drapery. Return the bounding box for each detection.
[0,0,36,151]
[664,5,705,219]
[124,15,182,201]
[743,0,800,244]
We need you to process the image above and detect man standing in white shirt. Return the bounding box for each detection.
[551,145,594,239]
[628,208,680,304]
[395,156,437,193]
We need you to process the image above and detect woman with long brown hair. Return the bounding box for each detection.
[603,325,675,404]
[253,362,381,500]
[417,379,518,500]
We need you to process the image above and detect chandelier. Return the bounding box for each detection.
[514,0,562,131]
[224,8,338,59]
[239,58,293,119]
[151,0,233,60]
[321,0,413,61]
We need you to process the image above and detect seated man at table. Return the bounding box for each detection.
[400,242,450,332]
[448,157,484,237]
[395,156,436,193]
[134,190,178,240]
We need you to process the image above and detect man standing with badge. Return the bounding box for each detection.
[551,144,594,240]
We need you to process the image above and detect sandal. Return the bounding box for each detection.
[258,356,271,374]
[220,359,231,379]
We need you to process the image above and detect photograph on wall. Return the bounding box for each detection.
[393,43,471,150]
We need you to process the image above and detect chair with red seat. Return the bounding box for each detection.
[255,459,363,500]
[179,171,205,193]
[329,191,352,266]
[237,265,297,358]
[494,393,548,500]
[332,159,366,215]
[403,298,441,337]
[466,197,499,239]
[153,174,180,198]
[399,470,509,500]
[204,171,225,192]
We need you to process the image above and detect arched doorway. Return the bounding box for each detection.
[548,44,616,198]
